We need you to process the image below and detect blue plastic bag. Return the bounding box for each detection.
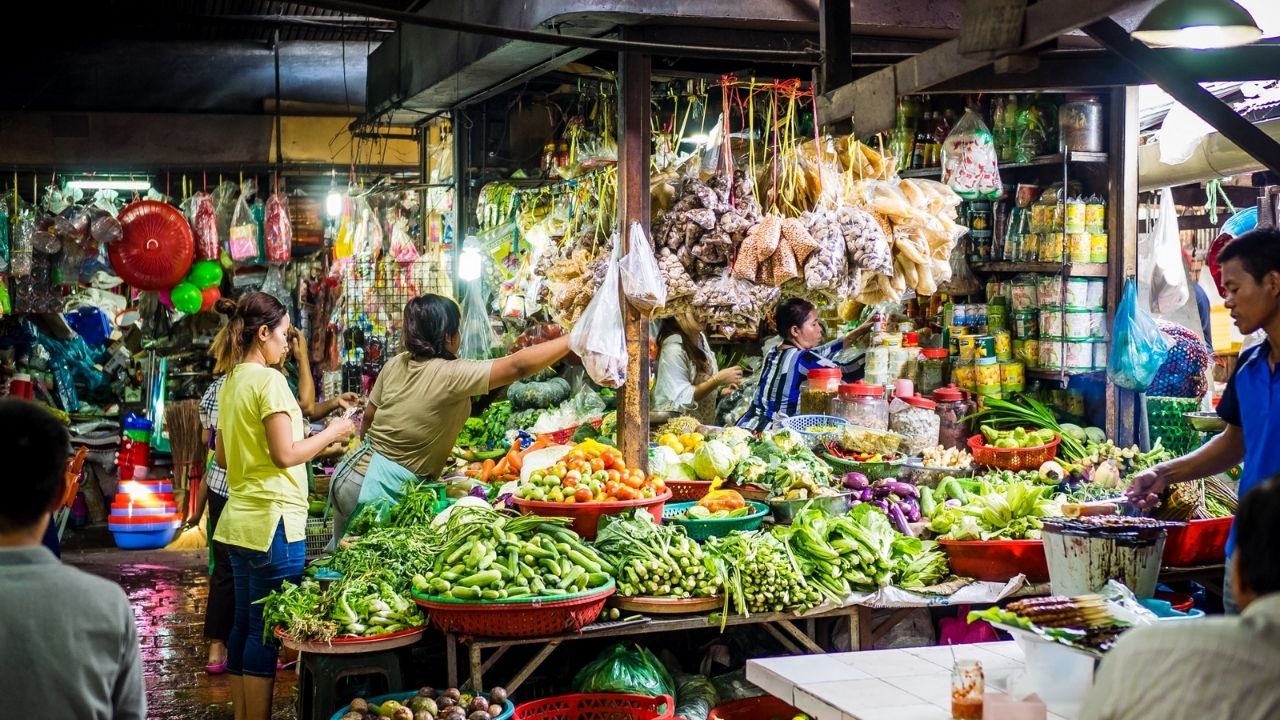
[1108,278,1170,392]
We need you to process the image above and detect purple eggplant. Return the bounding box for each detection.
[860,487,875,502]
[875,480,918,498]
[843,472,870,491]
[872,498,890,512]
[944,498,962,509]
[888,503,915,536]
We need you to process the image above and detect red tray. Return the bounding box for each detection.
[1162,516,1232,567]
[513,694,673,720]
[511,491,671,540]
[939,538,1049,583]
[708,696,802,720]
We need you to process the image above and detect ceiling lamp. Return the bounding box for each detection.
[1132,0,1262,49]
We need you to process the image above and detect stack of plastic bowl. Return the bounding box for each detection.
[109,476,180,550]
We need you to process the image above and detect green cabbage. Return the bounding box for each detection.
[692,440,738,481]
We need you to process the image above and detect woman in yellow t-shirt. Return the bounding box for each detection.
[211,292,355,720]
[331,294,571,537]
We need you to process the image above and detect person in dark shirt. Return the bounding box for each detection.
[1186,250,1214,352]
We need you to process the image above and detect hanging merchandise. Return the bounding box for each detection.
[212,181,239,248]
[388,217,419,264]
[228,193,258,262]
[1146,188,1190,315]
[1108,278,1170,392]
[458,280,498,361]
[260,266,294,316]
[569,249,627,388]
[619,221,666,312]
[350,195,383,259]
[188,191,220,260]
[108,201,194,291]
[941,109,1002,200]
[169,282,203,314]
[0,203,9,273]
[88,207,122,247]
[11,207,34,277]
[264,192,293,264]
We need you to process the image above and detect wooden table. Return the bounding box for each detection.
[444,604,866,693]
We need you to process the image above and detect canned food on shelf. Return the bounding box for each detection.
[1012,310,1039,340]
[1039,337,1064,369]
[1064,309,1093,338]
[1065,340,1093,371]
[1040,305,1064,337]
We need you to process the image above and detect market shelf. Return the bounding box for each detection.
[1026,368,1106,382]
[898,151,1109,179]
[971,261,1108,277]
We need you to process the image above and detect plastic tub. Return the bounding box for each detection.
[938,538,1049,582]
[1162,516,1232,567]
[330,694,514,720]
[665,480,713,501]
[663,501,770,540]
[111,523,179,550]
[510,492,671,540]
[512,694,674,720]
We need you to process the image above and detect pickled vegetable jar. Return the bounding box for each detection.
[932,384,972,450]
[841,380,888,430]
[799,367,842,415]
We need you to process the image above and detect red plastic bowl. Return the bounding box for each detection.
[1162,517,1232,567]
[938,538,1050,583]
[708,696,802,720]
[511,491,671,540]
[1155,590,1195,613]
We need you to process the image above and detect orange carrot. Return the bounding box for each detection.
[507,446,524,472]
[480,458,496,483]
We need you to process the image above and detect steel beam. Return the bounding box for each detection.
[930,45,1280,93]
[818,0,1146,131]
[1084,19,1280,178]
[617,32,652,473]
[820,0,853,94]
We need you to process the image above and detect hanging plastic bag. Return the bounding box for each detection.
[388,218,419,264]
[940,109,1002,200]
[1108,277,1171,392]
[458,280,498,361]
[569,251,628,388]
[572,644,676,699]
[938,238,981,295]
[189,191,220,260]
[212,181,239,247]
[620,222,667,312]
[260,266,295,317]
[350,196,383,259]
[228,194,258,262]
[264,192,292,264]
[0,204,9,273]
[1147,188,1190,315]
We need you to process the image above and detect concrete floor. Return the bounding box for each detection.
[64,543,299,720]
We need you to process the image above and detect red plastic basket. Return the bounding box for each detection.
[536,419,604,446]
[510,491,671,540]
[967,434,1060,471]
[708,696,801,720]
[1162,516,1232,567]
[512,694,674,720]
[938,538,1050,583]
[666,480,712,501]
[413,583,615,638]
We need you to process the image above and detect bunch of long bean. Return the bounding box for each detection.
[593,512,720,598]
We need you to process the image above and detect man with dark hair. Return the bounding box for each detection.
[1128,226,1280,613]
[1081,477,1280,719]
[0,400,145,719]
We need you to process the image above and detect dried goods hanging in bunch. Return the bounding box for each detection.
[692,271,779,330]
[655,168,758,280]
[188,191,220,260]
[795,208,855,302]
[834,206,893,275]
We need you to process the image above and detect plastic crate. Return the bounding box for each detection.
[412,580,614,638]
[938,538,1050,583]
[513,694,674,720]
[305,517,333,559]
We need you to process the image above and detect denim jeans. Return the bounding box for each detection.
[1223,554,1239,615]
[227,520,305,677]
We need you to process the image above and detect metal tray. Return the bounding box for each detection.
[274,625,425,655]
[610,595,724,614]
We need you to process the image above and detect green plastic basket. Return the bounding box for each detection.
[662,501,770,540]
[1146,396,1202,457]
[819,453,906,481]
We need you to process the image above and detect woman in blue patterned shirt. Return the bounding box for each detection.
[738,298,870,432]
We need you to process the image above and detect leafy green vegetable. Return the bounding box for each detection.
[929,479,1063,540]
[456,401,513,449]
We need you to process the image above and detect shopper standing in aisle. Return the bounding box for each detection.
[652,314,742,425]
[331,294,571,538]
[737,297,871,432]
[1083,475,1280,720]
[1128,227,1280,613]
[0,400,145,719]
[212,293,355,720]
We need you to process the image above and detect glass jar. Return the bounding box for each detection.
[890,394,940,457]
[951,659,984,720]
[799,367,842,415]
[841,380,889,430]
[932,385,972,450]
[917,348,950,395]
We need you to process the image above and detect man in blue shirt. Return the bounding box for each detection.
[1128,227,1280,614]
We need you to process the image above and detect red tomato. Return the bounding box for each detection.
[562,476,578,488]
[574,487,592,503]
[589,457,605,472]
[622,474,643,490]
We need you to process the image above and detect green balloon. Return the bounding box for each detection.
[188,260,224,290]
[171,283,203,314]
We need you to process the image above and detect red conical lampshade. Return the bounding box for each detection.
[109,201,195,291]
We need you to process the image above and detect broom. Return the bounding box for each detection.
[165,400,208,550]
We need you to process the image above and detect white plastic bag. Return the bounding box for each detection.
[940,109,1002,201]
[1147,188,1190,315]
[228,195,258,261]
[569,252,627,388]
[620,221,667,312]
[458,280,498,361]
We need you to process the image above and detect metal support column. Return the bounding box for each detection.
[616,37,652,472]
